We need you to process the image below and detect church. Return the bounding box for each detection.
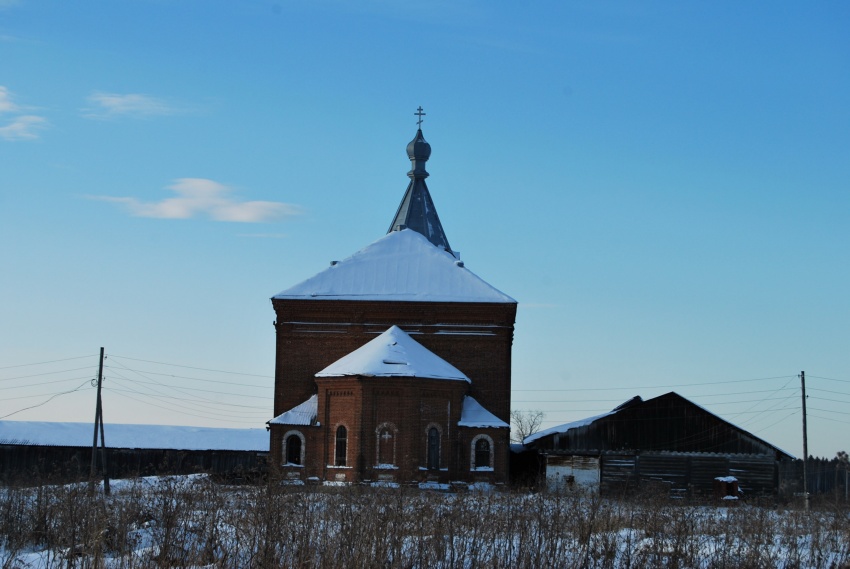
[268,115,517,485]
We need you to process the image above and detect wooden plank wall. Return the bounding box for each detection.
[0,445,268,484]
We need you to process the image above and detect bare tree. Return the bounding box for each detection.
[510,409,545,444]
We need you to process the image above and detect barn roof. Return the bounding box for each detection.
[523,391,793,458]
[273,229,515,304]
[316,325,470,382]
[0,421,268,451]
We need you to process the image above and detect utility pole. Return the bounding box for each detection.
[800,370,810,511]
[89,347,105,494]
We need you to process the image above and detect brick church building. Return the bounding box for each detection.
[268,121,517,485]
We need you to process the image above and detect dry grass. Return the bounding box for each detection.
[1,476,848,568]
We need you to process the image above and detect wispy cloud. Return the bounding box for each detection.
[0,86,49,140]
[0,86,19,113]
[0,115,48,140]
[91,178,302,223]
[83,92,181,119]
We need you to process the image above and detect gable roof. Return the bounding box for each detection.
[268,394,318,426]
[273,229,515,303]
[523,391,794,459]
[316,325,470,382]
[458,396,509,428]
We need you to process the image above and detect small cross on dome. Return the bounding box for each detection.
[414,106,426,128]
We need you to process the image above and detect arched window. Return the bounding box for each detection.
[284,432,303,465]
[335,425,347,466]
[427,427,441,470]
[475,438,490,468]
[470,434,494,470]
[376,423,396,466]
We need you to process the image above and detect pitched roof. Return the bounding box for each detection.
[522,392,794,458]
[273,229,515,303]
[268,394,318,426]
[316,325,470,382]
[458,396,509,428]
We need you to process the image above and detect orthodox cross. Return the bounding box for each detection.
[414,106,426,127]
[381,431,393,441]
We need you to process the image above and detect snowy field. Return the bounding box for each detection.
[1,475,848,568]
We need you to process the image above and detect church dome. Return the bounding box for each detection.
[406,129,431,162]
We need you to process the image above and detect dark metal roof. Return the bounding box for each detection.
[527,391,794,460]
[387,128,454,255]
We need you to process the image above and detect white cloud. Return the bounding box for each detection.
[84,92,179,119]
[0,86,49,140]
[93,178,302,223]
[0,115,48,140]
[0,86,20,113]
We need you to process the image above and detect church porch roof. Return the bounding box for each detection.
[316,325,470,382]
[268,394,318,426]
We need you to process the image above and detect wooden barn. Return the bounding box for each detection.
[521,392,794,497]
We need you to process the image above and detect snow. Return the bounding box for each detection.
[316,325,470,382]
[458,396,509,428]
[715,476,739,483]
[0,421,268,451]
[273,229,516,303]
[268,394,318,425]
[522,411,615,445]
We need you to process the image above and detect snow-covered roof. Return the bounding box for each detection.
[522,411,614,446]
[316,326,470,382]
[268,394,318,426]
[0,421,268,451]
[458,396,509,428]
[273,229,515,304]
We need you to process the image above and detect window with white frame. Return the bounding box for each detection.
[470,434,494,470]
[282,430,306,466]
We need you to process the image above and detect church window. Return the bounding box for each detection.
[335,425,348,466]
[427,426,441,470]
[376,422,397,466]
[471,434,495,470]
[283,431,305,466]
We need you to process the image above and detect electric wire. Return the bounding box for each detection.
[106,359,268,411]
[0,354,94,370]
[109,389,267,425]
[108,354,273,378]
[0,380,94,420]
[105,371,269,415]
[105,364,271,389]
[0,365,97,383]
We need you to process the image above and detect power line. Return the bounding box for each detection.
[0,366,96,383]
[0,376,97,392]
[109,390,268,425]
[106,360,269,410]
[0,354,94,371]
[808,375,850,384]
[106,376,269,413]
[512,375,795,392]
[108,354,273,378]
[0,380,94,420]
[104,365,272,389]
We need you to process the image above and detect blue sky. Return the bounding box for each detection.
[1,1,848,457]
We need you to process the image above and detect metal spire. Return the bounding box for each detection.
[387,110,454,256]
